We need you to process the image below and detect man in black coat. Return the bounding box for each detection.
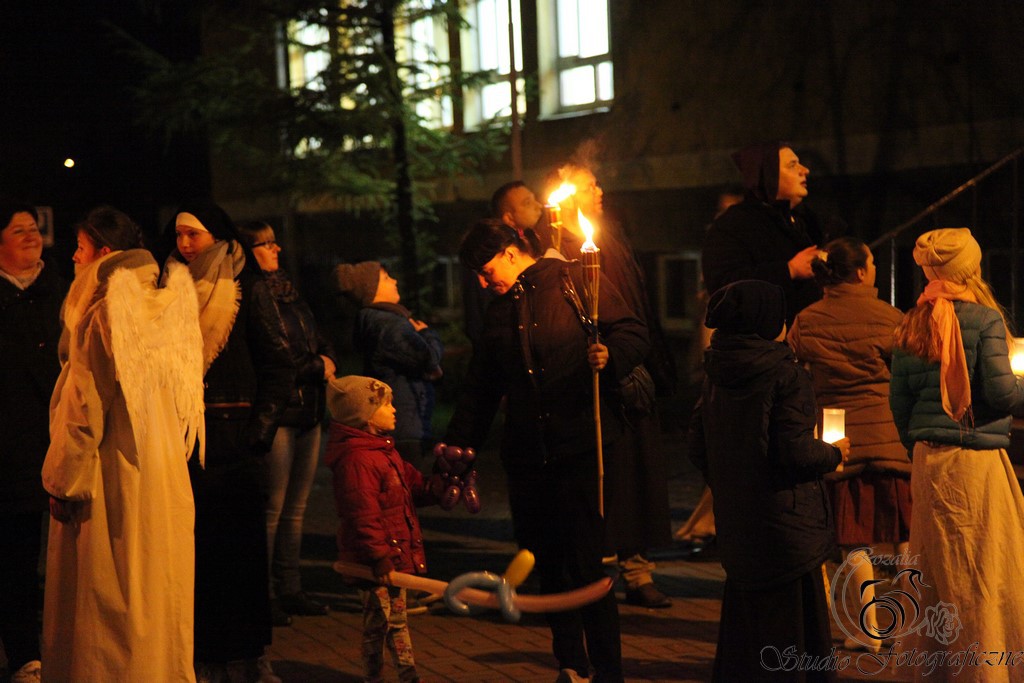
[448,220,649,682]
[702,141,833,326]
[0,202,64,683]
[548,164,676,608]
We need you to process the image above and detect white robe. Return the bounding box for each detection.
[41,253,204,683]
[910,443,1024,682]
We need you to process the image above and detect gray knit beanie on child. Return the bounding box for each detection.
[327,375,392,429]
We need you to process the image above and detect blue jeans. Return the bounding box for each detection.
[265,425,321,597]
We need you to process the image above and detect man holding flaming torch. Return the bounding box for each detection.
[546,165,676,610]
[447,218,648,682]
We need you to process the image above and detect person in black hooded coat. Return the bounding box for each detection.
[702,141,837,326]
[687,280,847,682]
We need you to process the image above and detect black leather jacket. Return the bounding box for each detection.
[261,270,335,430]
[203,268,296,458]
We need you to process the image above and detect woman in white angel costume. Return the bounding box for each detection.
[41,206,204,683]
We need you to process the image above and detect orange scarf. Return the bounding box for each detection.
[916,280,977,422]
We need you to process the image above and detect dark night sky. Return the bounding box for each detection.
[0,2,209,242]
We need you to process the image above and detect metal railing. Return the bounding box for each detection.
[869,147,1024,318]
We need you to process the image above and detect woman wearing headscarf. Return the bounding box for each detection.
[891,228,1024,679]
[164,201,295,683]
[42,206,204,682]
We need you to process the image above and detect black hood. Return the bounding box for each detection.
[731,141,786,203]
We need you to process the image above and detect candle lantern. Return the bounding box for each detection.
[1012,338,1024,376]
[822,408,846,444]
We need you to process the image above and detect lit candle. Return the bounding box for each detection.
[1012,339,1024,376]
[822,408,845,444]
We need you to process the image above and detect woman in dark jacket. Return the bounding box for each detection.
[237,221,336,623]
[446,219,649,683]
[0,202,64,683]
[688,280,846,682]
[165,202,295,683]
[336,261,443,464]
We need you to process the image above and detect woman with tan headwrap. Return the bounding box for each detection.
[891,228,1024,680]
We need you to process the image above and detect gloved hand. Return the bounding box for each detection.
[431,443,481,513]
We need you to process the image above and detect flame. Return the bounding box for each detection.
[578,210,598,252]
[547,182,576,206]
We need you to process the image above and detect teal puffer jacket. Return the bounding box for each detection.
[890,300,1024,450]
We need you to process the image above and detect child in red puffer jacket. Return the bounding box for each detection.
[324,375,434,683]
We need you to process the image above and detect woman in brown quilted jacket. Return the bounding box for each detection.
[788,236,909,653]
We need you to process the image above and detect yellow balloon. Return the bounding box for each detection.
[503,549,535,588]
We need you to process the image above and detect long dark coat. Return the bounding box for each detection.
[0,262,64,513]
[688,334,840,590]
[446,257,649,477]
[703,197,828,326]
[188,264,296,662]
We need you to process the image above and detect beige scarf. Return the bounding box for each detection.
[164,241,244,373]
[917,279,978,422]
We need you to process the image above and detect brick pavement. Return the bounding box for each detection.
[265,439,915,682]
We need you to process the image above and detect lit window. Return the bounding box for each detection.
[540,0,614,114]
[288,18,330,91]
[462,0,525,129]
[398,1,453,129]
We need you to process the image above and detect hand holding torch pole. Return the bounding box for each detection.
[577,210,605,518]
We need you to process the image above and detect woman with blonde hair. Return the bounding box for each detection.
[890,228,1024,679]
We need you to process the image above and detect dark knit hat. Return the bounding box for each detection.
[706,279,786,340]
[326,375,393,429]
[731,141,787,203]
[335,261,381,306]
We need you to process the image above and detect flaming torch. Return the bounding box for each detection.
[578,209,605,517]
[545,183,576,252]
